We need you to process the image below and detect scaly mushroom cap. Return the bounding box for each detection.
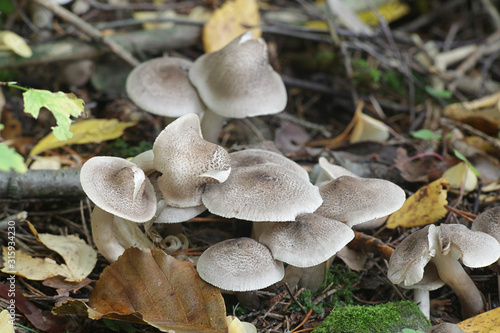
[471,206,500,243]
[440,223,500,268]
[387,225,436,286]
[202,163,323,222]
[188,32,287,118]
[230,148,309,180]
[80,156,156,222]
[126,57,205,117]
[153,113,231,207]
[259,213,355,267]
[315,175,406,227]
[197,237,285,292]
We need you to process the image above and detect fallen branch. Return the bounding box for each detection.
[0,25,201,69]
[0,170,84,202]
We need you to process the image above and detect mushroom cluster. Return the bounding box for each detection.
[80,113,231,262]
[81,112,407,295]
[126,31,287,143]
[195,150,406,292]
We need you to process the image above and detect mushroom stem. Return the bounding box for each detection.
[91,206,126,262]
[413,288,430,319]
[433,249,484,318]
[200,108,226,143]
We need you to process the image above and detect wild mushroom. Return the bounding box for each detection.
[258,213,354,267]
[126,57,205,117]
[80,156,157,222]
[153,113,231,208]
[388,224,500,318]
[471,206,500,273]
[202,163,323,222]
[229,148,309,180]
[196,237,284,291]
[90,207,155,262]
[188,31,287,142]
[315,175,406,227]
[471,206,500,247]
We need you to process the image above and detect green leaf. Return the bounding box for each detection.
[410,129,442,140]
[425,86,452,99]
[453,149,480,176]
[23,89,85,141]
[0,143,27,173]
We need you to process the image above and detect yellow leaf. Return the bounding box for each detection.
[133,10,176,30]
[457,306,500,332]
[349,112,390,144]
[1,247,73,280]
[386,178,450,229]
[0,31,32,58]
[357,0,410,25]
[27,221,97,282]
[30,119,136,155]
[0,222,97,282]
[203,0,261,53]
[0,310,15,333]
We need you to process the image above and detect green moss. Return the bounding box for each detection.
[312,301,431,333]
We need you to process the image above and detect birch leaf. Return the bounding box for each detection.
[386,178,450,229]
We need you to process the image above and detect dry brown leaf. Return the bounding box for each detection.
[386,178,450,229]
[203,0,261,53]
[54,247,227,333]
[443,91,500,136]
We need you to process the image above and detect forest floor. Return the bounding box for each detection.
[1,0,500,332]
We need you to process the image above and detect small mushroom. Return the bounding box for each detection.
[388,224,500,318]
[126,57,205,117]
[471,206,500,246]
[315,175,406,227]
[196,237,285,292]
[202,163,323,222]
[188,31,287,142]
[80,156,157,222]
[259,213,354,267]
[153,113,231,207]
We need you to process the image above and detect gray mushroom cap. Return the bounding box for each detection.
[471,206,500,243]
[80,156,156,222]
[315,175,406,227]
[188,32,287,119]
[388,225,435,286]
[229,148,309,180]
[196,237,285,292]
[126,57,205,117]
[202,163,323,222]
[153,113,231,207]
[259,213,355,267]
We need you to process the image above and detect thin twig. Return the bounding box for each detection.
[33,0,140,67]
